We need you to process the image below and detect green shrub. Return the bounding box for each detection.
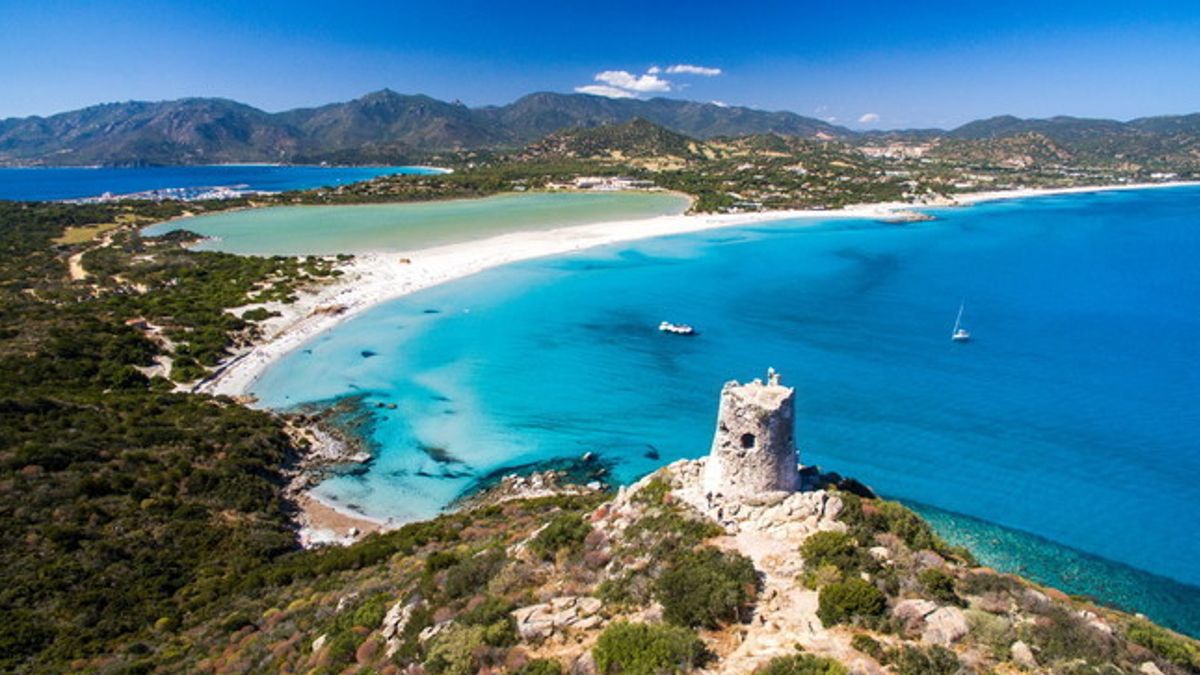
[593,622,707,674]
[918,568,962,606]
[633,475,672,505]
[423,624,487,675]
[755,651,848,674]
[958,571,1023,597]
[799,531,862,575]
[459,596,517,647]
[1124,620,1200,670]
[816,579,887,626]
[886,645,961,675]
[836,494,970,564]
[443,549,506,599]
[850,633,884,660]
[513,658,563,675]
[1019,604,1114,664]
[624,509,724,561]
[530,513,591,561]
[655,547,759,628]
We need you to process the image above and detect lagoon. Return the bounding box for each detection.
[145,191,692,256]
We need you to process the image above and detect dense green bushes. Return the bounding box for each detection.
[918,568,962,606]
[816,579,888,626]
[1125,620,1200,670]
[593,622,707,674]
[836,493,973,565]
[655,547,759,628]
[885,645,962,675]
[530,512,592,561]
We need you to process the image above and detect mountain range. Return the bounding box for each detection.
[1,89,1198,166]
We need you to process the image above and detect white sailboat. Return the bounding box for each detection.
[951,302,971,342]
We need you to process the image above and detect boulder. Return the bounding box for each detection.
[1011,640,1038,669]
[1139,663,1165,675]
[892,598,938,625]
[921,606,969,645]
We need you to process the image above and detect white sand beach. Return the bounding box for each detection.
[196,181,1199,402]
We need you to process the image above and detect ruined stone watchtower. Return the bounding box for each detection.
[702,368,800,499]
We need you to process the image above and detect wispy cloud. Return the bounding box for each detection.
[858,112,881,124]
[574,63,722,99]
[666,64,722,76]
[574,84,638,99]
[711,100,729,108]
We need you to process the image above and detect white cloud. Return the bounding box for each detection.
[574,84,638,99]
[647,66,662,74]
[594,70,672,93]
[666,64,722,76]
[711,100,729,108]
[858,112,881,124]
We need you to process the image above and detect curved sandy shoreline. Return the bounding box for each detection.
[196,181,1199,400]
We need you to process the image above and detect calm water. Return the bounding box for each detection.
[0,165,439,201]
[253,187,1200,634]
[144,192,691,255]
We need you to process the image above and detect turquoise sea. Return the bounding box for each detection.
[0,165,439,201]
[144,192,691,255]
[251,187,1200,635]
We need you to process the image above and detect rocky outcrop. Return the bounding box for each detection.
[512,596,604,641]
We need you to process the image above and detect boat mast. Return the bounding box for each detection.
[953,301,965,337]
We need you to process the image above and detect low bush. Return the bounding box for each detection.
[593,621,707,674]
[513,659,563,675]
[755,651,848,674]
[885,645,961,675]
[850,633,885,660]
[918,568,962,606]
[799,531,863,576]
[443,549,507,600]
[816,579,887,626]
[1124,620,1200,670]
[655,547,759,628]
[459,596,517,647]
[958,570,1023,597]
[423,623,487,675]
[530,513,591,561]
[1019,604,1115,665]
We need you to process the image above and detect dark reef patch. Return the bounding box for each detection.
[420,444,465,465]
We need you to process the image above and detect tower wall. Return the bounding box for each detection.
[702,371,800,498]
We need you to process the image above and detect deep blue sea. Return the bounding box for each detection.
[253,187,1200,635]
[0,165,440,201]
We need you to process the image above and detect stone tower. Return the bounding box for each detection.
[702,368,800,498]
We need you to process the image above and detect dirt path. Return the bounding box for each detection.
[66,230,117,281]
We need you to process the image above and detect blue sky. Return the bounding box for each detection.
[2,0,1198,128]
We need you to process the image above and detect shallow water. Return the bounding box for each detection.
[253,187,1200,634]
[144,191,691,255]
[0,165,435,201]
